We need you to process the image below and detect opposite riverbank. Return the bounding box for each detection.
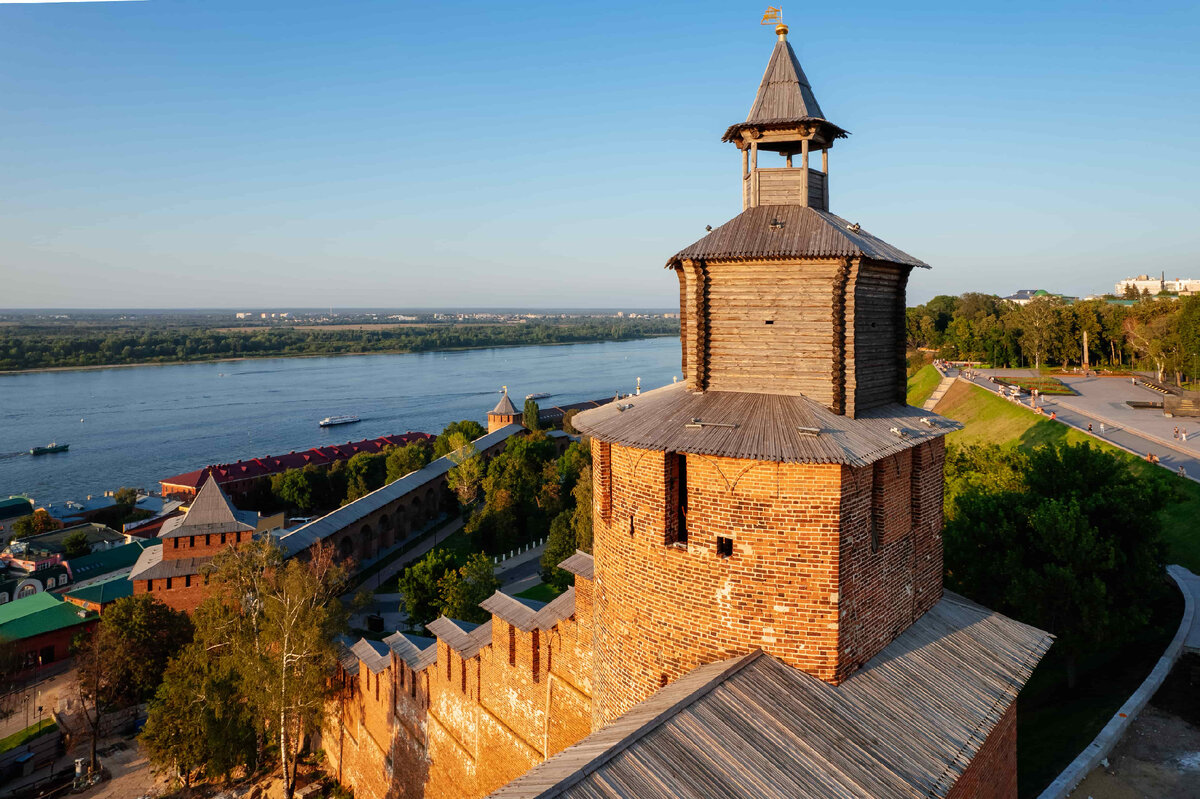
[0,334,678,377]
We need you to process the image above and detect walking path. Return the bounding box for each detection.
[949,371,1200,482]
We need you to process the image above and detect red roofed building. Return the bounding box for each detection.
[159,432,435,501]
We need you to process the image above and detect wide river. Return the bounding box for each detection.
[0,337,680,510]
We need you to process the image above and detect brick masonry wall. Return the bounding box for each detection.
[592,441,846,724]
[133,577,212,613]
[591,435,948,723]
[327,600,594,799]
[946,703,1018,799]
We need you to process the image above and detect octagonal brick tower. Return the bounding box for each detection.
[572,25,958,726]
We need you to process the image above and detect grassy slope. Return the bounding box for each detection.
[928,378,1198,796]
[935,379,1200,571]
[906,364,942,407]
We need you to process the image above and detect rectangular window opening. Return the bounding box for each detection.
[532,630,541,683]
[667,452,688,546]
[461,656,467,694]
[165,577,173,590]
[717,536,733,558]
[508,624,516,666]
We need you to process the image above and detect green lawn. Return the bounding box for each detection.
[515,582,565,603]
[0,720,57,755]
[935,378,1199,796]
[906,364,942,407]
[937,379,1200,572]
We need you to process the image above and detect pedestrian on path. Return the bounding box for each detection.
[1100,423,1106,433]
[1088,423,1093,433]
[1184,429,1189,443]
[1175,426,1180,440]
[1180,466,1188,478]
[1049,411,1056,420]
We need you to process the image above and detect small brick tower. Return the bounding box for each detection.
[573,24,953,726]
[487,387,522,433]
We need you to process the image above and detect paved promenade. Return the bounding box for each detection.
[952,370,1200,481]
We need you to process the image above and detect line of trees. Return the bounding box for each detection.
[941,440,1171,688]
[908,292,1200,383]
[397,430,593,632]
[0,318,679,371]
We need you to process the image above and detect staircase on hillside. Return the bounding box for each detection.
[922,372,958,411]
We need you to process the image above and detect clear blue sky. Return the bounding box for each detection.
[1,0,1197,308]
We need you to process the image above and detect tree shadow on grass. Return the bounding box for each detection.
[1018,419,1074,450]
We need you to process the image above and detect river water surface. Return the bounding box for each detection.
[0,337,680,509]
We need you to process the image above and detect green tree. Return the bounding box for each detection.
[571,465,594,552]
[10,509,59,539]
[439,552,500,623]
[446,433,484,511]
[271,468,320,513]
[540,511,577,591]
[398,548,460,632]
[523,399,541,431]
[141,640,256,788]
[113,486,139,506]
[344,452,387,503]
[943,441,1167,687]
[63,530,92,558]
[202,539,348,799]
[74,595,193,772]
[433,420,486,458]
[385,440,433,483]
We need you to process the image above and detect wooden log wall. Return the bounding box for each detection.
[749,168,828,210]
[701,260,841,403]
[849,262,910,414]
[674,257,909,415]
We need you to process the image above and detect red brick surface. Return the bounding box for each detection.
[947,703,1018,799]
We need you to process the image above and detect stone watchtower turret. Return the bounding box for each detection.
[487,387,522,433]
[573,25,957,726]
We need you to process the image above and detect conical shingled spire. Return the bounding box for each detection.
[746,34,825,124]
[722,26,847,147]
[491,388,518,417]
[181,474,244,528]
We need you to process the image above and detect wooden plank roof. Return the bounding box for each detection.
[159,476,256,539]
[721,32,847,145]
[351,638,391,674]
[384,632,437,670]
[558,551,594,581]
[427,616,494,659]
[571,382,958,467]
[488,593,1053,799]
[667,205,928,269]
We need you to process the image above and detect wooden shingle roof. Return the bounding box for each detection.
[160,475,256,539]
[491,391,519,416]
[721,31,848,145]
[488,593,1053,799]
[571,382,958,467]
[668,205,928,269]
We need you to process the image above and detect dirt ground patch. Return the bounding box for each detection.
[1071,655,1200,798]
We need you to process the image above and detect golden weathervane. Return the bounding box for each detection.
[760,6,783,25]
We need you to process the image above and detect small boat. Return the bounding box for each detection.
[319,415,361,428]
[30,442,69,456]
[525,393,552,401]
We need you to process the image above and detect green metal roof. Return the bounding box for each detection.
[0,592,95,641]
[65,575,132,606]
[0,497,34,522]
[67,539,153,581]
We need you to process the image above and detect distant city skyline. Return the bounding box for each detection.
[1,0,1198,308]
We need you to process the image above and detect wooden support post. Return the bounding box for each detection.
[741,148,749,211]
[786,153,793,168]
[800,140,810,207]
[750,142,758,207]
[822,148,830,210]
